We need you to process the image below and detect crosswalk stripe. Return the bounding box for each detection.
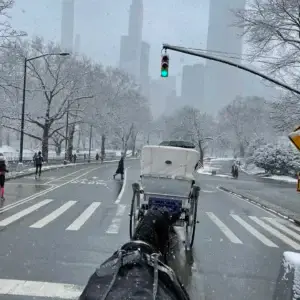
[263,217,300,242]
[286,222,300,233]
[231,215,278,247]
[66,202,101,231]
[0,199,53,226]
[30,201,77,228]
[249,216,300,250]
[0,278,83,298]
[206,212,243,244]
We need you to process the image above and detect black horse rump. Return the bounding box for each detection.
[79,208,190,300]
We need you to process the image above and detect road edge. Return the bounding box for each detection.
[218,186,300,226]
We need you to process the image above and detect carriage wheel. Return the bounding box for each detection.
[185,188,199,251]
[129,184,141,239]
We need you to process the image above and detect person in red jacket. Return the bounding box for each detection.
[0,157,9,200]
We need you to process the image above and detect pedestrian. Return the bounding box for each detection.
[0,156,9,200]
[34,151,44,179]
[113,154,124,180]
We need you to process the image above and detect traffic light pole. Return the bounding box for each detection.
[162,43,300,96]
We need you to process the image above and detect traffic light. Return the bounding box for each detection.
[161,54,169,77]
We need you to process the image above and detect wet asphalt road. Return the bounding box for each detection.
[1,158,300,299]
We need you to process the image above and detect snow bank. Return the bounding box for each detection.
[261,175,297,184]
[210,157,234,161]
[197,165,214,175]
[273,251,300,299]
[197,165,232,178]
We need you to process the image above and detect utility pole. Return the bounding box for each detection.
[162,43,300,96]
[88,124,92,162]
[65,100,69,161]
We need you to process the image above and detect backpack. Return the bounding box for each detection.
[35,155,43,165]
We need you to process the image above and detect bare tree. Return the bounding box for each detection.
[164,106,214,163]
[234,0,300,77]
[2,37,93,159]
[218,96,274,157]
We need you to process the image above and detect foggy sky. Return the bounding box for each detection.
[10,0,209,80]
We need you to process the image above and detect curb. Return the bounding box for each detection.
[273,251,300,299]
[5,160,121,182]
[218,186,300,225]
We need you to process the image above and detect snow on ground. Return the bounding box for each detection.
[197,164,232,179]
[210,157,234,162]
[241,163,265,175]
[261,175,297,183]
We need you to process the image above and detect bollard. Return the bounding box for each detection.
[297,172,300,192]
[211,170,216,175]
[273,251,300,299]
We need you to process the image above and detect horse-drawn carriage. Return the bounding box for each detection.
[129,142,201,251]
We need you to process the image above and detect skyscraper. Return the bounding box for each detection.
[203,0,246,115]
[61,0,74,52]
[140,41,150,98]
[181,63,204,108]
[119,0,143,80]
[74,34,81,55]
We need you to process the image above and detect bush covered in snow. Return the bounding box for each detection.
[251,143,300,176]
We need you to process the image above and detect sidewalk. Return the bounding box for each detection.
[6,157,138,181]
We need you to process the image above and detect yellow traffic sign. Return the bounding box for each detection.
[288,127,300,151]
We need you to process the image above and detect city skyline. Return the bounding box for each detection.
[60,0,74,52]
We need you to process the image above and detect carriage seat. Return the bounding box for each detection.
[140,145,200,181]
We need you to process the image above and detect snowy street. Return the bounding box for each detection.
[0,159,299,299]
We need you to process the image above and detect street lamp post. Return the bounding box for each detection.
[18,52,69,163]
[88,124,93,163]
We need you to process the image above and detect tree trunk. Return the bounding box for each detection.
[0,126,2,147]
[42,125,49,161]
[101,134,105,158]
[55,142,62,156]
[239,143,245,158]
[131,133,137,157]
[198,140,204,164]
[68,124,75,160]
[5,131,10,146]
[77,127,81,150]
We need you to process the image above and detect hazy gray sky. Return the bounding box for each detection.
[9,0,209,81]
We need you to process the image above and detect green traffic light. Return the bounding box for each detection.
[161,69,168,77]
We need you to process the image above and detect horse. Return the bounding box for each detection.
[79,207,191,300]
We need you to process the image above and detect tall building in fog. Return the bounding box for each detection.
[181,63,204,109]
[61,0,74,52]
[204,0,246,115]
[74,34,81,55]
[119,0,143,80]
[140,41,150,98]
[150,77,176,119]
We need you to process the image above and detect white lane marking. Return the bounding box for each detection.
[263,217,300,242]
[0,278,83,298]
[0,199,53,226]
[0,166,102,213]
[217,186,276,217]
[30,201,77,228]
[106,204,127,234]
[206,212,243,244]
[231,214,278,247]
[66,202,101,231]
[44,168,86,184]
[115,168,128,204]
[249,216,300,250]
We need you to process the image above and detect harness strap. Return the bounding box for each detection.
[99,244,174,300]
